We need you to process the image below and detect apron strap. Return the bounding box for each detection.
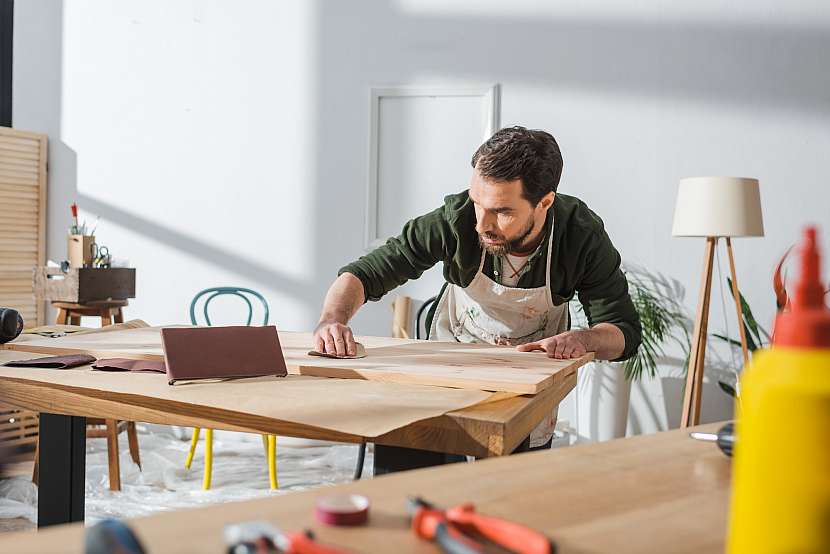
[544,215,555,305]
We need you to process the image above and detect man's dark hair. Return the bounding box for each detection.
[471,126,563,205]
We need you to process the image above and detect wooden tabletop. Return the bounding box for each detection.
[0,423,732,553]
[0,352,577,458]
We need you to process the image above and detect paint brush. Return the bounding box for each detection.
[70,203,79,235]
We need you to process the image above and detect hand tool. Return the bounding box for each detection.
[224,521,348,554]
[690,421,734,456]
[89,242,112,268]
[408,497,555,554]
[70,202,79,235]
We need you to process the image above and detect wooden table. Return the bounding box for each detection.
[0,423,732,553]
[0,330,589,528]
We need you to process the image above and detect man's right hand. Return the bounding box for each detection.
[313,319,356,357]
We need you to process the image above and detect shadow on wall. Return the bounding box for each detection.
[310,0,830,330]
[33,0,322,326]
[33,1,830,329]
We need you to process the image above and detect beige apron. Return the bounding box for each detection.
[429,224,568,447]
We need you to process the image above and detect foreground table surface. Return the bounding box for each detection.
[0,423,731,553]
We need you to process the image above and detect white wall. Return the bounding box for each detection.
[13,0,830,435]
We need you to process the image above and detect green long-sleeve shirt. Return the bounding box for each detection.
[340,191,642,361]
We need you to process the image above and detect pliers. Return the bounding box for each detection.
[408,497,555,554]
[224,521,348,554]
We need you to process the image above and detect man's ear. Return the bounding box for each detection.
[537,192,555,212]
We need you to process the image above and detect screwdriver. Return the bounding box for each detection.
[690,421,735,456]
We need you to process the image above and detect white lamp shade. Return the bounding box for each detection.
[671,176,764,237]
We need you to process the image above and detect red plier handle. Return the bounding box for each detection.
[410,498,554,554]
[446,503,553,554]
[282,531,350,554]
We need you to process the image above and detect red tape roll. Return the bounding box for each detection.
[315,494,370,526]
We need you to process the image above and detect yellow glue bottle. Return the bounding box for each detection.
[728,226,830,553]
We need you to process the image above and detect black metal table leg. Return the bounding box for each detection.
[38,413,86,527]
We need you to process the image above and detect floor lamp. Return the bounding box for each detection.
[672,177,764,428]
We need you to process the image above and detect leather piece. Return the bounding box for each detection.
[161,325,288,384]
[92,358,167,373]
[3,353,96,369]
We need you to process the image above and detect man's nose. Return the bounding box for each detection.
[476,211,496,234]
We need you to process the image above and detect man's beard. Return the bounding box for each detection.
[478,217,536,256]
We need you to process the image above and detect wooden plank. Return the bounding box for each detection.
[0,211,40,223]
[376,371,576,457]
[0,278,34,287]
[0,156,39,171]
[0,241,38,252]
[0,191,39,204]
[0,259,38,268]
[0,266,38,274]
[0,162,38,177]
[0,138,39,155]
[0,165,38,183]
[0,423,731,554]
[0,127,47,141]
[0,177,39,192]
[0,231,39,241]
[0,195,39,209]
[0,132,41,147]
[0,150,39,162]
[0,176,38,187]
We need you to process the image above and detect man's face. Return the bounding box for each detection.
[469,169,554,256]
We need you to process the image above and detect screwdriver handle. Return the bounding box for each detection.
[284,532,349,554]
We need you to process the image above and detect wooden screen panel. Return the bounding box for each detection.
[0,127,47,328]
[0,403,39,462]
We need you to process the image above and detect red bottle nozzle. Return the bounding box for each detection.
[773,226,830,348]
[793,227,825,310]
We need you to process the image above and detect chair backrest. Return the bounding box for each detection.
[189,287,269,327]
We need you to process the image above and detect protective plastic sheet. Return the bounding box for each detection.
[0,424,372,525]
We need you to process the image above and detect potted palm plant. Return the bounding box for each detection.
[572,265,691,442]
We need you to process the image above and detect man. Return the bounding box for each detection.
[314,126,641,472]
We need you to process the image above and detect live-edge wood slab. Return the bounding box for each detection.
[3,325,594,394]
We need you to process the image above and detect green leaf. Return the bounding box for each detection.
[726,276,767,349]
[712,333,742,348]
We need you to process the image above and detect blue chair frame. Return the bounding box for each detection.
[189,286,269,327]
[185,286,277,489]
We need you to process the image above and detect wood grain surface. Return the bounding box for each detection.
[4,326,593,393]
[0,424,731,554]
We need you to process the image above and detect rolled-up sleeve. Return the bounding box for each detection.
[576,229,642,361]
[339,206,451,302]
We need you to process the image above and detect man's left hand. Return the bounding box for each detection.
[516,330,589,359]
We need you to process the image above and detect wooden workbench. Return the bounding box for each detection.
[0,423,732,553]
[0,328,592,527]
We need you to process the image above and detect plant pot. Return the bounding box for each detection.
[576,361,632,442]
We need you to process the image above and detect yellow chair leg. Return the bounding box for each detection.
[185,428,200,469]
[267,435,278,490]
[261,434,269,457]
[203,429,213,490]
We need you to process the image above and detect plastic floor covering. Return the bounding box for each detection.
[0,423,371,525]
